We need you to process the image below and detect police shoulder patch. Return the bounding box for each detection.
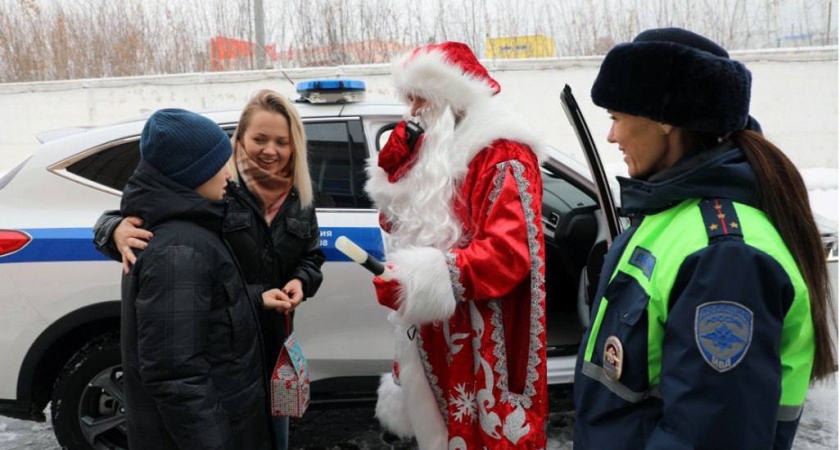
[694,301,753,373]
[628,246,656,280]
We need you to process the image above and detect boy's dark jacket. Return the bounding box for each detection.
[95,170,325,372]
[117,160,272,450]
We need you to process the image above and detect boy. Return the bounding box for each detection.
[118,109,286,450]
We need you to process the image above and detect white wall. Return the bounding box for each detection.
[0,47,836,174]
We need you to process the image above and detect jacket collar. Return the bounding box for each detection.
[618,142,758,216]
[121,160,226,231]
[224,179,299,231]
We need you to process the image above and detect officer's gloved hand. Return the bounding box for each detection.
[378,121,425,183]
[373,269,402,311]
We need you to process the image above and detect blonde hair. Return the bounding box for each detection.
[227,89,312,207]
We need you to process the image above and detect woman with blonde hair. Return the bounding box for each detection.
[94,89,325,450]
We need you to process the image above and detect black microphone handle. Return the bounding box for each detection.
[360,255,386,276]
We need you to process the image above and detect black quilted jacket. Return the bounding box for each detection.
[95,174,325,375]
[117,160,272,450]
[222,178,325,369]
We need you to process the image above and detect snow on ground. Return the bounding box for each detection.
[0,383,835,449]
[794,381,839,450]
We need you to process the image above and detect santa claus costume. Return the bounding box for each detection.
[366,42,548,450]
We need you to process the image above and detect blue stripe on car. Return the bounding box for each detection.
[0,227,384,264]
[318,227,385,261]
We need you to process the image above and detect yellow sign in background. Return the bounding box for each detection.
[486,35,556,59]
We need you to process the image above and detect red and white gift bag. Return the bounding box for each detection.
[270,331,310,417]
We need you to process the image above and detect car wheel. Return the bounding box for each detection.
[51,332,127,450]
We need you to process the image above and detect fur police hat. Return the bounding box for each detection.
[591,27,752,134]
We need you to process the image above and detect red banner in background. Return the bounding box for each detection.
[210,36,277,71]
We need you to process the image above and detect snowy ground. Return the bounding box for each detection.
[0,383,835,449]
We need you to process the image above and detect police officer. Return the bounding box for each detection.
[573,28,835,450]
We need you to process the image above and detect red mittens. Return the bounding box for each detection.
[378,121,425,183]
[373,275,402,311]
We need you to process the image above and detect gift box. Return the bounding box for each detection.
[271,332,310,417]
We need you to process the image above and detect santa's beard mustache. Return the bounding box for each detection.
[385,103,465,250]
[406,104,447,132]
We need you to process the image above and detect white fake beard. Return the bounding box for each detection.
[381,105,469,251]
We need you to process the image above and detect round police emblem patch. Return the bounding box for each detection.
[603,336,623,381]
[695,301,753,373]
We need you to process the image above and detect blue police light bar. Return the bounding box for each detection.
[297,79,366,92]
[296,79,366,103]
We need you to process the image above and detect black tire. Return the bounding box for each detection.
[51,332,127,450]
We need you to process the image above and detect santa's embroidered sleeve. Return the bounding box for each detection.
[448,159,537,300]
[390,156,542,326]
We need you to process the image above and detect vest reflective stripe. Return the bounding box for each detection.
[581,361,657,404]
[777,404,804,422]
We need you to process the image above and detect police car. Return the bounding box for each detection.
[0,81,834,450]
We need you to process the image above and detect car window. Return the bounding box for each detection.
[305,120,372,209]
[66,140,140,192]
[63,119,374,210]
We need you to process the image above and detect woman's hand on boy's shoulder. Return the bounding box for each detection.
[114,216,153,274]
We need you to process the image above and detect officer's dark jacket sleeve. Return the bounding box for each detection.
[290,209,325,299]
[93,210,123,262]
[134,245,231,450]
[646,238,792,450]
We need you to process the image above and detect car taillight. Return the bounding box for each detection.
[0,230,31,256]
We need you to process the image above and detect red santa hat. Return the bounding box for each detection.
[392,41,501,112]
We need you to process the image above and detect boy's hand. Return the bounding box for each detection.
[262,288,292,312]
[281,279,304,314]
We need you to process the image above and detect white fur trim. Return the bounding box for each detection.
[375,373,414,438]
[364,158,392,212]
[365,97,545,221]
[450,97,547,164]
[392,48,496,113]
[395,322,448,450]
[376,319,448,449]
[390,246,457,325]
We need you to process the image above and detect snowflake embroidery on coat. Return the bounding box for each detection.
[449,383,478,424]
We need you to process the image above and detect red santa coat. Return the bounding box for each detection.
[367,102,548,449]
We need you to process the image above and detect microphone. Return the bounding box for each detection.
[335,236,393,281]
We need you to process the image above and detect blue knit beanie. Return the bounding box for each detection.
[591,28,754,134]
[140,109,232,189]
